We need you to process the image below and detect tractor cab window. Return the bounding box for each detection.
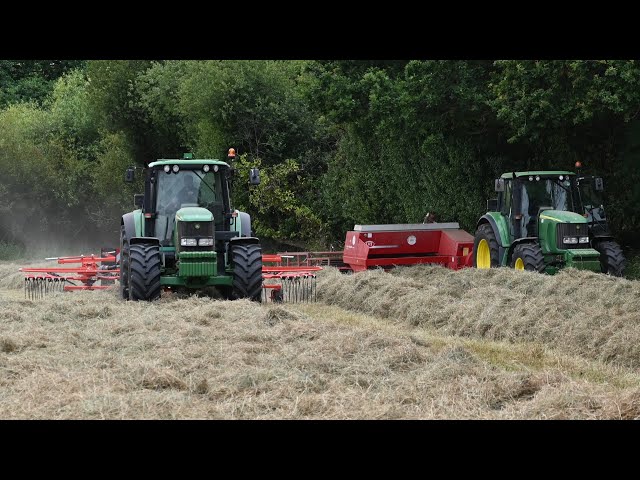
[500,180,512,216]
[154,168,225,243]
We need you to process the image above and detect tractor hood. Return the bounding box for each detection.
[175,207,213,222]
[539,210,587,224]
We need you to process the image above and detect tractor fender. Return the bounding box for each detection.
[476,214,506,263]
[229,236,261,245]
[237,211,252,237]
[506,237,538,263]
[130,237,161,246]
[122,212,138,242]
[591,234,615,246]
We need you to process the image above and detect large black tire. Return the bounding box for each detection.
[595,240,626,277]
[473,223,500,269]
[230,243,263,302]
[510,243,545,273]
[119,226,130,299]
[128,243,162,301]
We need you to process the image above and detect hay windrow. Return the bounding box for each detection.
[316,266,640,369]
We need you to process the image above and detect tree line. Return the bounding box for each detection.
[1,60,639,252]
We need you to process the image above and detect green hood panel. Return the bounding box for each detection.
[175,207,213,222]
[539,210,586,224]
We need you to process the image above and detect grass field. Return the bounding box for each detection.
[1,261,639,419]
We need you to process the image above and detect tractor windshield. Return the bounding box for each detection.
[519,177,573,236]
[154,169,225,243]
[521,177,572,213]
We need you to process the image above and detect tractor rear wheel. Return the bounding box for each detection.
[230,243,263,302]
[511,243,545,273]
[474,223,500,269]
[119,226,130,300]
[595,240,626,277]
[128,243,162,301]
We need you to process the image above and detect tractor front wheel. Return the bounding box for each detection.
[128,243,162,301]
[119,226,130,300]
[230,243,263,302]
[595,240,626,277]
[473,224,500,269]
[511,243,545,273]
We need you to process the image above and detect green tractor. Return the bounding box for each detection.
[474,170,625,276]
[119,152,263,301]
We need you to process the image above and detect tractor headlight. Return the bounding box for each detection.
[180,238,197,247]
[198,238,214,246]
[172,164,180,173]
[213,165,219,172]
[579,236,590,244]
[203,164,210,173]
[563,236,578,244]
[164,165,171,173]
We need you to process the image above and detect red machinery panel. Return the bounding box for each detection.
[343,223,474,272]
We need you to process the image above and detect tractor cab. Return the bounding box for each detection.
[495,171,581,241]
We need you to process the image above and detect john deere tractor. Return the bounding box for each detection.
[474,170,625,276]
[119,152,263,301]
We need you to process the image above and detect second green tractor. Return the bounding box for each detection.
[474,171,625,276]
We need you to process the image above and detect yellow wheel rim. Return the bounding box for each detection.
[514,257,525,270]
[477,239,491,269]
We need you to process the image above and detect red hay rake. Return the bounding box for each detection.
[20,249,120,300]
[262,254,322,303]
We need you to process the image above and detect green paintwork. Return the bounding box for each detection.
[483,212,511,246]
[179,251,216,260]
[500,171,574,179]
[148,159,230,169]
[161,275,233,287]
[537,210,589,254]
[175,207,214,223]
[132,209,144,237]
[179,260,216,278]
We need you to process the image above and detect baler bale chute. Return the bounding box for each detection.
[342,223,475,272]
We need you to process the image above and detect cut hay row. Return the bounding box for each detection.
[316,265,640,369]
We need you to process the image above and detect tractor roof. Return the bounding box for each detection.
[500,171,575,179]
[148,159,230,168]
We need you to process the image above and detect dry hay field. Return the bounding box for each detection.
[1,260,640,419]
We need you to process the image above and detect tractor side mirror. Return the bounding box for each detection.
[249,168,261,185]
[595,177,604,191]
[487,198,498,211]
[125,167,135,183]
[495,178,505,192]
[134,194,144,208]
